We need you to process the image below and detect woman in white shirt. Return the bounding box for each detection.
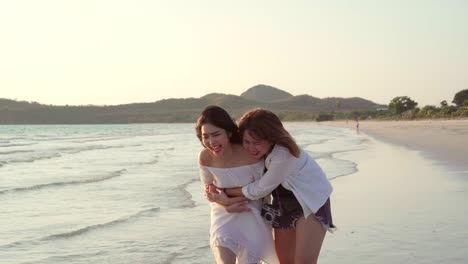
[207,108,335,264]
[196,106,279,264]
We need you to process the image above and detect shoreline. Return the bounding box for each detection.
[183,123,468,263]
[321,133,468,263]
[318,119,468,171]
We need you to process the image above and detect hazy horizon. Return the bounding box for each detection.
[1,0,467,107]
[1,83,389,107]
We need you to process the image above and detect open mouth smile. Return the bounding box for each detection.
[210,145,222,153]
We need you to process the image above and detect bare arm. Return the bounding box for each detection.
[224,201,251,213]
[205,185,250,213]
[205,184,248,206]
[224,187,245,198]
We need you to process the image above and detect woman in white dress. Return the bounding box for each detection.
[196,106,278,264]
[207,108,335,264]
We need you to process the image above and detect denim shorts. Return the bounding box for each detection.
[261,184,335,230]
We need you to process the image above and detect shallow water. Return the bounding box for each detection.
[1,123,466,263]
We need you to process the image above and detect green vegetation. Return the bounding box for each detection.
[452,89,468,107]
[315,114,334,122]
[389,96,418,115]
[1,86,466,124]
[316,88,468,121]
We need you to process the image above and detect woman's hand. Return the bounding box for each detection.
[205,184,248,206]
[204,183,221,203]
[225,201,251,213]
[224,187,245,198]
[206,183,219,194]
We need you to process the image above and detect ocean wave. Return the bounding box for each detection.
[140,156,159,166]
[33,135,97,141]
[26,135,128,143]
[177,178,200,189]
[20,251,108,264]
[308,152,333,159]
[306,146,367,160]
[56,144,126,154]
[1,144,142,167]
[327,165,358,180]
[30,135,122,142]
[299,139,331,149]
[1,207,161,249]
[57,143,142,154]
[71,136,134,143]
[2,152,63,165]
[1,137,27,141]
[0,150,34,155]
[319,146,365,179]
[318,157,359,180]
[0,169,127,195]
[0,142,37,148]
[42,207,160,241]
[169,178,199,208]
[159,252,181,264]
[307,148,363,180]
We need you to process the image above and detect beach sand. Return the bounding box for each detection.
[319,120,468,263]
[187,120,468,263]
[320,119,468,171]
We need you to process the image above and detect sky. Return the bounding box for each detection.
[1,0,467,107]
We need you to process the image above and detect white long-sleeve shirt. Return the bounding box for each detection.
[242,144,333,219]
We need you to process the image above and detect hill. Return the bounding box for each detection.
[240,84,292,102]
[0,85,386,124]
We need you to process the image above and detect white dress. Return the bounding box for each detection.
[199,161,279,264]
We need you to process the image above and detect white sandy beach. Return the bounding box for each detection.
[318,120,468,263]
[320,119,468,171]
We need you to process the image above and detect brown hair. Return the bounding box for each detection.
[238,108,300,157]
[195,105,241,146]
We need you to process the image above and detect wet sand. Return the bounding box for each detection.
[319,119,468,170]
[319,125,468,263]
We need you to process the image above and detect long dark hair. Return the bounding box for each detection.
[238,108,300,157]
[195,105,241,146]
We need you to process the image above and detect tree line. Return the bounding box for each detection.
[386,88,468,119]
[315,89,468,121]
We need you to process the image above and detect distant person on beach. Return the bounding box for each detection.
[196,106,279,264]
[206,108,335,264]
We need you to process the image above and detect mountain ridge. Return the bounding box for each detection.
[0,85,386,124]
[240,84,293,102]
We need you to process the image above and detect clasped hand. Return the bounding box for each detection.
[204,183,250,213]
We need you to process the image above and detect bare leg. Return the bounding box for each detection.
[294,215,326,264]
[274,228,296,264]
[212,246,236,264]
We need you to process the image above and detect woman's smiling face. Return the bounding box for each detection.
[242,129,273,159]
[201,123,231,156]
